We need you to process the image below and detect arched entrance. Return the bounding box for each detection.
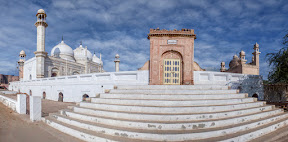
[82,94,89,101]
[161,51,183,85]
[58,92,63,102]
[51,73,57,77]
[43,92,46,99]
[252,93,258,99]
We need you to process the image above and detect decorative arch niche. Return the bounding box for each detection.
[160,50,183,85]
[51,67,59,77]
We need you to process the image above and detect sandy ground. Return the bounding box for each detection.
[0,99,82,142]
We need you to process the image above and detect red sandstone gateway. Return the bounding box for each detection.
[148,28,196,85]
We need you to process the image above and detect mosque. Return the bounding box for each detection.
[18,9,104,81]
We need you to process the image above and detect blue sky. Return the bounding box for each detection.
[0,0,287,79]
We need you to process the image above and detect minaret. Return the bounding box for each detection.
[253,42,261,74]
[34,9,48,78]
[114,54,120,72]
[18,50,26,81]
[84,45,89,74]
[239,50,247,64]
[220,62,226,72]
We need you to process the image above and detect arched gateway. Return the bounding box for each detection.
[148,28,196,85]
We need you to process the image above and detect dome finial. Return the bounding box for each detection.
[62,35,63,41]
[80,41,82,45]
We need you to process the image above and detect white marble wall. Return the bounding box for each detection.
[9,70,149,102]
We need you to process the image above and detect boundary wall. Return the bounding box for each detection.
[9,71,149,102]
[0,94,16,111]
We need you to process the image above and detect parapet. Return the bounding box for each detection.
[147,28,196,39]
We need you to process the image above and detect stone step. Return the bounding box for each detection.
[91,98,256,107]
[100,93,248,100]
[216,113,288,142]
[72,105,275,122]
[109,89,237,95]
[60,108,284,131]
[116,85,228,90]
[47,112,288,141]
[42,117,117,142]
[79,102,266,114]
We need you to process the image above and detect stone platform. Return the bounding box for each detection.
[42,85,288,142]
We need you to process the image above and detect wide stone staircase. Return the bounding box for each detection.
[43,85,288,142]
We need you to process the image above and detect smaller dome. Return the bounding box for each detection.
[92,54,103,65]
[115,54,120,58]
[229,57,240,68]
[254,42,259,48]
[74,44,93,62]
[240,50,245,55]
[37,9,45,14]
[19,50,26,56]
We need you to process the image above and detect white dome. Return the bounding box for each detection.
[74,45,93,62]
[37,9,45,14]
[92,54,103,65]
[19,50,26,56]
[51,40,75,62]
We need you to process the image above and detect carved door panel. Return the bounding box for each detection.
[163,59,180,85]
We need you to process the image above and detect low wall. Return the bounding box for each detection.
[9,71,149,102]
[194,71,264,100]
[0,95,17,111]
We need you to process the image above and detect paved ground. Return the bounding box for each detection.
[0,93,83,142]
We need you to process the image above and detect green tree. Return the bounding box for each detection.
[267,33,288,84]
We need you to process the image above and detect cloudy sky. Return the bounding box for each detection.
[0,0,287,79]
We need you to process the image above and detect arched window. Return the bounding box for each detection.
[43,92,46,99]
[29,90,32,96]
[73,71,80,75]
[82,94,89,101]
[58,92,63,102]
[29,75,32,80]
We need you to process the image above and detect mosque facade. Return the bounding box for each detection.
[18,9,104,81]
[220,43,260,75]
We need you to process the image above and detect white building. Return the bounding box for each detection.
[18,9,104,81]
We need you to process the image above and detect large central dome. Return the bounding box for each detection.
[51,40,75,62]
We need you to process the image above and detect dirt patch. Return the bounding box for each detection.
[0,102,82,142]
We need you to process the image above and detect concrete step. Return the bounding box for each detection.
[91,98,256,107]
[109,89,237,95]
[79,101,266,114]
[48,111,288,141]
[100,93,248,100]
[72,105,275,122]
[60,108,284,131]
[116,85,228,90]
